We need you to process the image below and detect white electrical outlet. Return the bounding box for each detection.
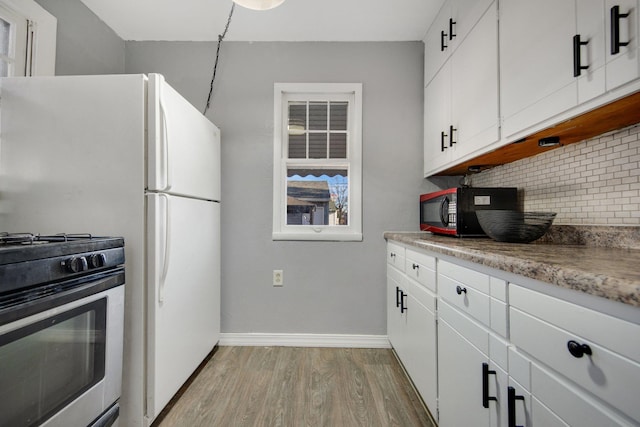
[273,270,283,286]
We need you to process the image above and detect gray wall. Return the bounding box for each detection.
[126,41,450,335]
[36,0,124,75]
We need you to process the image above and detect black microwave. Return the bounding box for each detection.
[420,187,518,236]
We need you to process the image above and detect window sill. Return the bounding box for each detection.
[272,231,363,242]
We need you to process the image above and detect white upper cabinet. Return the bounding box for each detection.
[424,62,453,175]
[575,0,639,103]
[424,0,494,86]
[604,0,639,90]
[424,2,454,87]
[576,0,608,103]
[500,0,640,139]
[423,0,640,177]
[450,5,500,161]
[499,0,578,139]
[424,1,499,177]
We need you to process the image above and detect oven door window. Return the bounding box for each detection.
[0,298,107,427]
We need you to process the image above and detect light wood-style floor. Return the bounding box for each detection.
[152,346,435,427]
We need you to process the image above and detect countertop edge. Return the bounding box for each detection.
[384,232,640,308]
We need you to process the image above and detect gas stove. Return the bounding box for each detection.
[0,232,125,296]
[0,234,126,427]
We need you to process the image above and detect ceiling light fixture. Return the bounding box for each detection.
[233,0,285,11]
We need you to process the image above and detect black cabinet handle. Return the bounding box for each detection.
[449,18,457,41]
[395,286,401,308]
[441,30,448,51]
[400,291,407,313]
[482,363,497,408]
[611,5,630,55]
[390,252,396,259]
[508,386,525,427]
[456,285,467,295]
[449,125,457,146]
[573,34,589,77]
[567,340,592,358]
[441,131,448,152]
[412,263,419,270]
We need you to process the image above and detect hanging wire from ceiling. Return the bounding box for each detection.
[203,2,235,115]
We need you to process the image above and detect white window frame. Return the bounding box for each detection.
[0,0,56,76]
[273,83,363,241]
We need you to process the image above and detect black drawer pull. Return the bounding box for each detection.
[508,386,525,427]
[456,285,467,295]
[611,5,630,55]
[395,286,401,308]
[412,263,419,270]
[449,125,457,146]
[441,30,448,51]
[482,363,497,408]
[441,130,448,152]
[390,252,396,258]
[567,340,592,358]
[449,18,456,41]
[573,34,589,77]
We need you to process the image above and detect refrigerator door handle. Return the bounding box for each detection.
[159,96,173,192]
[158,193,171,303]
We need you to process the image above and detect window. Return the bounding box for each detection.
[273,83,362,241]
[0,4,26,77]
[0,0,56,77]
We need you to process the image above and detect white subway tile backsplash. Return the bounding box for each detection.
[471,123,640,225]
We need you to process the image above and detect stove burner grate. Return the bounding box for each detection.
[0,233,94,245]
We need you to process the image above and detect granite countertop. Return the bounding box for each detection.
[384,232,640,308]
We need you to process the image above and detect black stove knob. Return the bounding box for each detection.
[89,253,107,268]
[66,256,88,273]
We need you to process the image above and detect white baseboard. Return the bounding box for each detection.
[219,333,391,348]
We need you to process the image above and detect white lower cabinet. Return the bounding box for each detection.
[387,264,404,352]
[386,241,640,426]
[509,344,633,426]
[403,284,437,413]
[438,300,507,427]
[386,246,438,418]
[531,362,633,426]
[510,284,640,425]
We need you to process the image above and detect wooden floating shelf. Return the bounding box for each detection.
[437,90,640,176]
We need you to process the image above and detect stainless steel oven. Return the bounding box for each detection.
[0,234,125,427]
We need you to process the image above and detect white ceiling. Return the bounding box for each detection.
[78,0,445,42]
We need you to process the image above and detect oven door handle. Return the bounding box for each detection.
[0,270,124,326]
[158,194,172,304]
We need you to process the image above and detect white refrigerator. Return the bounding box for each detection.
[0,74,221,427]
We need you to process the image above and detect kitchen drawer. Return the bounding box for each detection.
[508,347,531,391]
[405,249,436,293]
[439,272,491,328]
[489,333,508,372]
[510,306,640,422]
[531,363,634,427]
[387,262,404,288]
[404,275,436,314]
[439,299,489,356]
[489,277,507,302]
[510,285,640,364]
[439,259,490,294]
[386,242,405,272]
[490,297,508,337]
